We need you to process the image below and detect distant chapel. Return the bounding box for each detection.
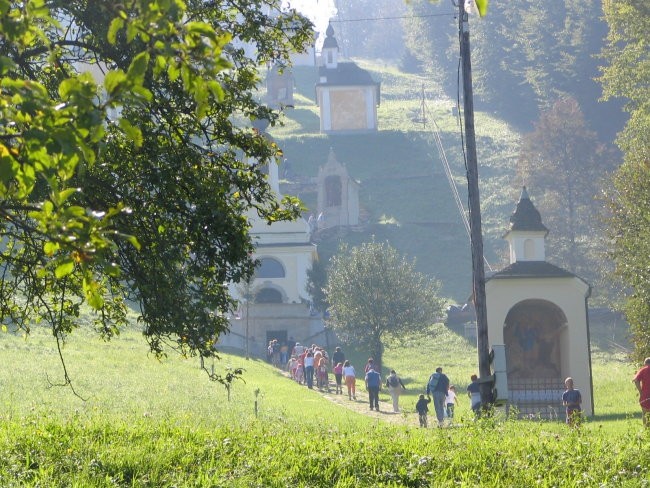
[315,24,380,134]
[221,119,324,356]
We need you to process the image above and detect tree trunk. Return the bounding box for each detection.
[371,333,383,374]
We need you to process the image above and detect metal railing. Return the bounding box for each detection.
[507,378,565,420]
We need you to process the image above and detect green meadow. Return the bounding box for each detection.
[1,316,648,487]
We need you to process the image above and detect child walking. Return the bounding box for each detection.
[445,385,458,420]
[416,394,431,428]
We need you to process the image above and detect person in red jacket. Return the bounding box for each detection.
[633,357,650,427]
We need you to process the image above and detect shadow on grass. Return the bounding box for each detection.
[589,412,639,422]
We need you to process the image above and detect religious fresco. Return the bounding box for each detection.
[503,300,567,380]
[329,89,367,130]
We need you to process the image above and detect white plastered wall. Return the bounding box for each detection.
[485,276,593,415]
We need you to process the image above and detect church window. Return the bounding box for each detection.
[524,239,535,259]
[257,258,285,278]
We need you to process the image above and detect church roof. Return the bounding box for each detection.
[488,261,576,279]
[317,62,379,87]
[508,186,548,233]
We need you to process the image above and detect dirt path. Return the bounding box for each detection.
[283,370,423,428]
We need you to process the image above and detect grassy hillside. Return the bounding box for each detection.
[269,62,521,302]
[0,319,645,486]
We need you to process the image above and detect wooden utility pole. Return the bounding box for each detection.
[458,2,491,406]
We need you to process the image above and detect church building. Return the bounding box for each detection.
[221,120,323,356]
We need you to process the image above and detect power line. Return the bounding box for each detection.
[421,91,494,273]
[330,12,456,23]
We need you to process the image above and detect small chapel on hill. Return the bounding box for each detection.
[485,187,594,418]
[315,24,380,134]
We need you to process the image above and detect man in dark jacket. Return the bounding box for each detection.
[426,367,450,427]
[332,346,345,367]
[365,366,382,411]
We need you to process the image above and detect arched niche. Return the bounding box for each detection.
[325,175,342,207]
[503,299,567,382]
[524,238,535,259]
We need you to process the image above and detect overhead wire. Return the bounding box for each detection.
[423,99,471,239]
[329,12,456,23]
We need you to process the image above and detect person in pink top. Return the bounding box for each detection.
[633,357,650,427]
[364,358,376,374]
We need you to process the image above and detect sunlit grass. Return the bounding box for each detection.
[1,318,648,486]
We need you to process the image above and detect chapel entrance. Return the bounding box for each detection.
[503,299,568,418]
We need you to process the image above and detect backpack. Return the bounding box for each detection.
[427,373,440,392]
[389,375,399,388]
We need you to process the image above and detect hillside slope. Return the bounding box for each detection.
[270,62,522,301]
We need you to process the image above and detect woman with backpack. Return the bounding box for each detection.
[386,370,406,413]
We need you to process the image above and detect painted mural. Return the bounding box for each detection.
[503,300,566,380]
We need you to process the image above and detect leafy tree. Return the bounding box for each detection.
[516,98,614,276]
[0,0,312,385]
[404,1,613,129]
[333,0,406,60]
[306,257,328,315]
[325,241,444,370]
[600,0,650,361]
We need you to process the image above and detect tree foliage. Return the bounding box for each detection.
[404,0,612,129]
[333,0,406,61]
[600,0,650,360]
[516,97,615,286]
[0,0,312,383]
[325,241,444,370]
[306,257,328,314]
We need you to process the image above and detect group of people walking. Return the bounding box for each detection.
[363,359,408,413]
[280,345,410,413]
[273,345,650,428]
[420,367,465,428]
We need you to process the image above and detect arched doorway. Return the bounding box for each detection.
[503,299,568,418]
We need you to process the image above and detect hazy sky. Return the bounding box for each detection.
[283,0,337,41]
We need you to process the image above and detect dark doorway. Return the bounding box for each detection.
[266,330,287,345]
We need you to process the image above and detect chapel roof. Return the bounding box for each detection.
[508,186,548,233]
[317,62,379,86]
[322,23,338,49]
[488,261,576,280]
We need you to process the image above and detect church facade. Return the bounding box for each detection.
[220,122,324,357]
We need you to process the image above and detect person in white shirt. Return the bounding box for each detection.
[445,385,458,419]
[343,360,356,400]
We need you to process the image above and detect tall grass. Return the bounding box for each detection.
[1,319,648,486]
